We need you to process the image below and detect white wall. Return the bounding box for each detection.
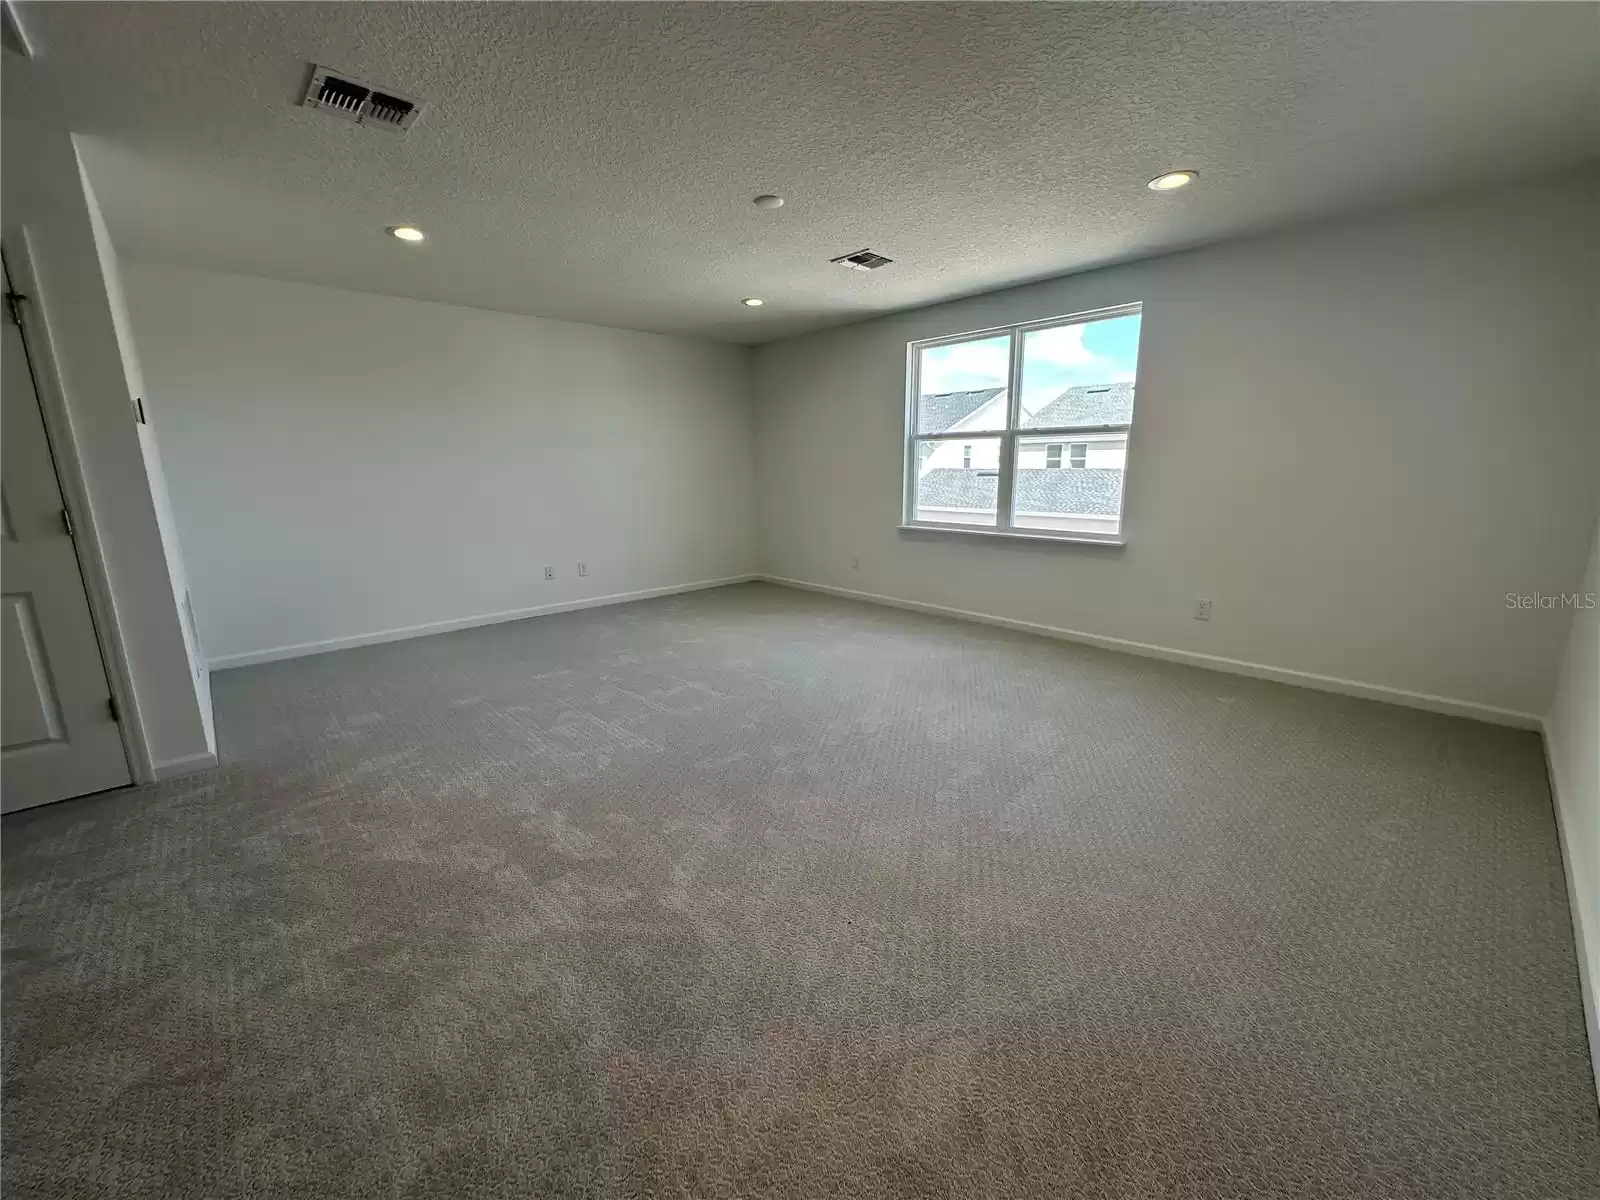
[754,168,1600,720]
[123,265,756,665]
[1546,511,1600,1094]
[1,118,213,776]
[79,154,214,756]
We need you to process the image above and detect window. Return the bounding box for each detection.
[906,305,1141,540]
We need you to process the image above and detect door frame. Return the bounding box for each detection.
[3,231,153,786]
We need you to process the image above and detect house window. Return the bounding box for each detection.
[906,305,1142,540]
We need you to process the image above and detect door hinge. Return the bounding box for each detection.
[4,290,24,326]
[108,695,121,723]
[61,507,75,538]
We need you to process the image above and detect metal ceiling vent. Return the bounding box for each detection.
[302,65,422,132]
[831,249,894,271]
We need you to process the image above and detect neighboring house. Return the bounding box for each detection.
[1025,382,1134,427]
[915,383,1133,532]
[919,386,1006,436]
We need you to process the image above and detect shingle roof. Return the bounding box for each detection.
[917,467,1125,516]
[918,382,1133,435]
[917,387,1003,434]
[1026,382,1134,429]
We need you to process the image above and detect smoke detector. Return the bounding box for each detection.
[302,65,422,132]
[831,249,894,271]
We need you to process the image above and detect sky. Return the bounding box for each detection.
[919,313,1141,414]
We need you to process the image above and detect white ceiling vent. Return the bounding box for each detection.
[831,249,893,271]
[302,65,422,132]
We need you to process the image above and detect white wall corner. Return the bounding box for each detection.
[125,263,759,667]
[1,118,211,782]
[1543,723,1600,1109]
[1540,510,1600,1108]
[74,135,212,771]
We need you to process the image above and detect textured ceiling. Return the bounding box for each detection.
[5,2,1597,343]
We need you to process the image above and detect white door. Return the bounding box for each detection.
[2,264,132,811]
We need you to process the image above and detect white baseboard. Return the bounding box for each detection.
[1541,724,1600,1109]
[207,575,757,670]
[152,751,218,781]
[758,574,1542,730]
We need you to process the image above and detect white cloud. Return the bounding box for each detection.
[1021,323,1101,369]
[919,336,1009,394]
[1017,325,1127,412]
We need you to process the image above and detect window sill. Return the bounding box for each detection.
[897,523,1126,548]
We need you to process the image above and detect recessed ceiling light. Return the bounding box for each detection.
[388,225,426,242]
[740,297,765,307]
[1147,170,1197,192]
[752,194,784,209]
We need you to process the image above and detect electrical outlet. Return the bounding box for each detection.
[577,562,588,577]
[1194,597,1213,621]
[850,555,860,570]
[544,566,555,581]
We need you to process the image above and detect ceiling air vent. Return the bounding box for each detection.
[831,249,893,271]
[302,65,422,132]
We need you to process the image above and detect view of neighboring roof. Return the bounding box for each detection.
[917,387,1003,434]
[1027,382,1135,428]
[917,467,1125,516]
[918,382,1135,436]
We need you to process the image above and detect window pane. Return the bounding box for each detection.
[1018,312,1141,429]
[914,436,999,526]
[1012,434,1127,535]
[916,334,1010,433]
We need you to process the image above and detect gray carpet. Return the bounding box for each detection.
[3,582,1596,1198]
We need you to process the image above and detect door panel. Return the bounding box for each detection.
[2,592,68,747]
[1,263,131,810]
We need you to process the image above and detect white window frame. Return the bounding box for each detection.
[902,302,1140,545]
